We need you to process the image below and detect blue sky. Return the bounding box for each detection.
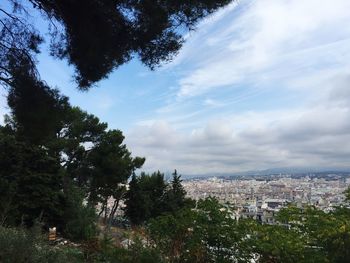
[1,0,350,175]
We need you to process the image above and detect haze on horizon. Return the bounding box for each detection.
[1,0,350,175]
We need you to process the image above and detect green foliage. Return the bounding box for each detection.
[111,238,165,263]
[63,184,97,241]
[124,170,190,226]
[0,102,144,235]
[147,197,350,263]
[148,206,202,262]
[0,128,65,227]
[123,174,145,225]
[148,197,251,263]
[251,224,325,263]
[344,186,350,202]
[0,132,19,226]
[0,226,84,263]
[76,233,164,263]
[0,226,39,263]
[88,130,145,225]
[2,198,349,263]
[274,205,350,263]
[124,171,168,225]
[7,68,69,144]
[163,170,191,213]
[88,130,144,202]
[56,106,107,186]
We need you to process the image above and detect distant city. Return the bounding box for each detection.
[183,172,350,224]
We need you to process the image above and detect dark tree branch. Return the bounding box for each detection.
[0,75,12,86]
[0,8,26,26]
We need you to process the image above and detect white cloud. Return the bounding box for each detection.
[172,0,350,98]
[125,0,350,175]
[203,98,225,107]
[127,113,350,175]
[127,73,350,175]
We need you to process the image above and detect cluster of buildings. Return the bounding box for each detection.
[183,174,350,224]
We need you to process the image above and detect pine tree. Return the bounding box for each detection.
[124,174,146,225]
[169,170,187,211]
[161,169,190,214]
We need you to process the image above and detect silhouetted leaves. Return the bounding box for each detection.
[3,0,232,89]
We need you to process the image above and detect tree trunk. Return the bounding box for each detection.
[98,202,106,217]
[103,199,108,224]
[107,198,119,229]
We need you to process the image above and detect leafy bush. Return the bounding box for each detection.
[0,226,84,263]
[0,227,38,263]
[110,238,165,263]
[148,197,250,263]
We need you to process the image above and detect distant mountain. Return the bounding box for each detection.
[182,167,350,179]
[236,167,350,176]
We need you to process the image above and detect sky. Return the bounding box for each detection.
[1,0,350,176]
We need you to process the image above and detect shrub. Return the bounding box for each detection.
[0,226,84,263]
[111,238,165,263]
[63,184,97,241]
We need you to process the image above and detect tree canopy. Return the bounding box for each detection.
[1,0,233,89]
[124,170,191,225]
[0,101,145,233]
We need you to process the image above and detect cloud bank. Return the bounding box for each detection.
[126,0,350,175]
